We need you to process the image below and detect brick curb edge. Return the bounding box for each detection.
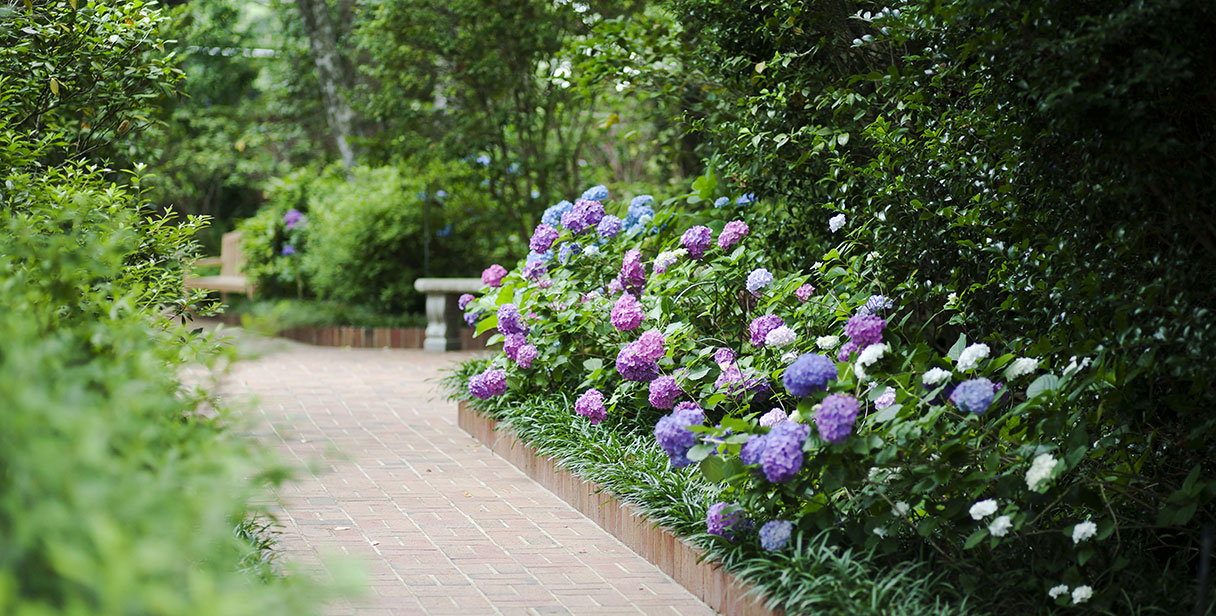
[457,401,783,616]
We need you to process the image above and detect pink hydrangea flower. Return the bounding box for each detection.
[481,264,508,287]
[795,284,815,302]
[718,220,749,250]
[611,293,646,331]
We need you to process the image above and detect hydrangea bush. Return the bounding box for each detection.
[456,184,1188,611]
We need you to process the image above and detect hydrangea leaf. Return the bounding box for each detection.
[1027,374,1060,399]
[947,334,968,360]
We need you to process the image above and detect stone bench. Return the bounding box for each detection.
[414,277,484,351]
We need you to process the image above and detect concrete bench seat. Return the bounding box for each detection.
[414,277,483,351]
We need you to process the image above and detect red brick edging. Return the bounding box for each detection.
[216,313,492,350]
[458,401,782,616]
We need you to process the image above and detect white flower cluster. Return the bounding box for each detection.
[988,515,1012,537]
[854,343,888,381]
[969,499,998,520]
[1026,453,1058,492]
[1072,520,1097,544]
[893,501,910,516]
[1005,356,1039,379]
[816,335,840,350]
[828,213,847,233]
[765,326,797,348]
[956,343,990,371]
[922,367,951,386]
[1048,583,1096,604]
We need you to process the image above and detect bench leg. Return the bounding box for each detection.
[423,293,463,351]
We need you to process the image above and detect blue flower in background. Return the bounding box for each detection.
[527,250,553,264]
[436,190,448,199]
[736,193,757,206]
[541,200,573,227]
[531,189,540,199]
[475,154,491,166]
[508,162,520,174]
[582,185,610,201]
[714,197,730,208]
[557,242,582,264]
[436,224,452,237]
[281,244,296,256]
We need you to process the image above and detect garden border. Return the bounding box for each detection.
[215,313,493,350]
[457,401,781,616]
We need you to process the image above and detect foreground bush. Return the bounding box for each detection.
[453,182,1214,614]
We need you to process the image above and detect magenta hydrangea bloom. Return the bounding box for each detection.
[575,389,607,424]
[481,264,508,287]
[714,347,736,367]
[458,293,475,310]
[617,249,646,296]
[760,421,810,483]
[654,405,705,468]
[515,344,539,369]
[844,314,886,348]
[503,333,527,361]
[950,378,996,414]
[648,376,684,409]
[758,408,789,427]
[529,223,559,253]
[794,284,816,302]
[759,519,793,552]
[718,220,749,250]
[610,293,646,331]
[749,314,785,346]
[634,330,665,361]
[680,225,713,259]
[468,368,508,399]
[616,344,660,382]
[496,303,528,336]
[597,215,622,239]
[815,393,860,444]
[782,353,836,397]
[706,502,745,540]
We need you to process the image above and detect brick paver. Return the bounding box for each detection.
[219,334,716,616]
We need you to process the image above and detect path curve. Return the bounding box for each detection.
[222,335,716,616]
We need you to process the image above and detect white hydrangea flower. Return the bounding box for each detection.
[1064,355,1092,376]
[893,501,910,516]
[988,515,1012,537]
[816,335,840,350]
[945,292,958,307]
[1005,357,1039,379]
[584,245,601,257]
[1071,586,1093,604]
[1048,585,1069,599]
[857,342,888,367]
[922,367,951,386]
[1026,453,1058,491]
[765,325,797,348]
[1072,521,1097,544]
[653,250,680,271]
[872,526,887,538]
[956,343,990,371]
[780,351,798,364]
[854,363,869,382]
[969,499,998,520]
[829,213,847,233]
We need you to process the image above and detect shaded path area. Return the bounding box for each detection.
[220,334,715,615]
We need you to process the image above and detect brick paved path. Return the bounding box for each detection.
[221,336,715,616]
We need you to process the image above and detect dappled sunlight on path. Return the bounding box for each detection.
[219,334,715,615]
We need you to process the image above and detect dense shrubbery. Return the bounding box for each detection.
[1,3,319,612]
[451,175,1214,613]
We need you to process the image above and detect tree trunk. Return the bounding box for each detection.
[295,0,358,171]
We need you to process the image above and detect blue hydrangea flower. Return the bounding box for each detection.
[783,354,837,396]
[624,199,655,228]
[475,154,491,166]
[654,406,706,468]
[745,268,774,296]
[581,184,609,201]
[597,215,623,239]
[857,294,894,316]
[736,193,757,206]
[739,434,769,465]
[759,519,793,552]
[558,242,581,264]
[541,200,573,227]
[714,196,730,208]
[950,377,995,414]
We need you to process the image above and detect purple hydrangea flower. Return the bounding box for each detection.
[673,401,701,413]
[496,303,528,336]
[616,344,660,382]
[481,264,508,287]
[597,215,622,239]
[759,519,793,552]
[503,333,527,361]
[836,340,859,361]
[654,405,706,468]
[464,310,483,328]
[746,268,774,296]
[581,185,609,201]
[758,408,789,427]
[858,294,894,315]
[739,435,769,465]
[610,293,646,331]
[521,258,547,280]
[782,353,837,397]
[706,502,745,540]
[950,378,996,414]
[529,223,560,253]
[515,344,539,369]
[561,199,606,234]
[617,249,646,296]
[648,375,683,409]
[875,387,896,409]
[681,225,713,260]
[575,389,607,424]
[607,278,624,295]
[468,368,507,399]
[634,330,665,361]
[844,314,886,348]
[714,347,736,367]
[815,393,860,444]
[283,209,303,229]
[760,421,810,483]
[715,366,768,399]
[281,244,296,256]
[458,293,476,311]
[718,220,749,250]
[795,284,816,302]
[749,314,785,346]
[541,200,573,227]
